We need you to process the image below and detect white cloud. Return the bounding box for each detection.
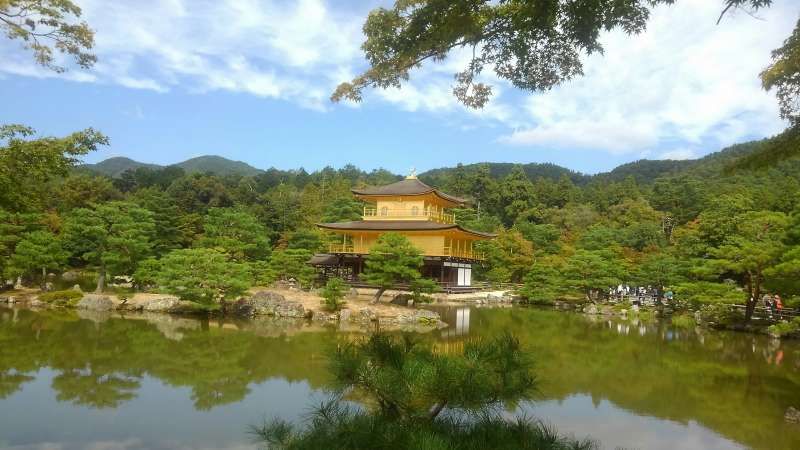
[0,0,364,110]
[497,0,796,155]
[0,0,795,155]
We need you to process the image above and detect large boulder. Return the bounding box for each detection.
[584,304,599,315]
[77,294,114,311]
[235,290,306,318]
[143,296,182,312]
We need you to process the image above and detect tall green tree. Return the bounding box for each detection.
[362,233,427,302]
[0,125,107,212]
[0,0,96,72]
[479,229,534,284]
[259,249,316,288]
[710,211,789,321]
[6,230,67,288]
[62,202,156,292]
[563,250,627,301]
[197,208,270,262]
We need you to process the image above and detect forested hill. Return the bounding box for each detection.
[81,155,263,177]
[421,138,769,186]
[81,137,767,183]
[420,162,589,186]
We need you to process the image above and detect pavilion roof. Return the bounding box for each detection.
[351,177,467,206]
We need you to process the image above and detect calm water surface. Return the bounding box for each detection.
[0,305,798,450]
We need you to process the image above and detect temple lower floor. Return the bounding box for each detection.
[310,254,477,287]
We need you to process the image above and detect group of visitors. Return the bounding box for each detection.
[760,293,784,318]
[608,284,673,306]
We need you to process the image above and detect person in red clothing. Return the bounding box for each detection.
[775,294,783,319]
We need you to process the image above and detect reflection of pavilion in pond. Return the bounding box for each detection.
[436,306,471,339]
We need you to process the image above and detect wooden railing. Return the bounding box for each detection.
[363,207,455,224]
[442,246,484,260]
[328,243,484,261]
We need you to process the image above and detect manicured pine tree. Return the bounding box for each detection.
[7,230,68,289]
[62,202,156,293]
[362,232,428,303]
[197,207,270,262]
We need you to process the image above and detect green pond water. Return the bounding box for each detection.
[0,305,798,450]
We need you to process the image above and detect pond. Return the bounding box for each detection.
[0,305,798,450]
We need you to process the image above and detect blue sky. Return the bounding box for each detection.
[0,0,797,174]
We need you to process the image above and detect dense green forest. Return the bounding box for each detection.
[2,125,799,320]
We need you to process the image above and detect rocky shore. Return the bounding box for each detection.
[0,287,448,330]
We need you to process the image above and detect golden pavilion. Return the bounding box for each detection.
[312,173,495,287]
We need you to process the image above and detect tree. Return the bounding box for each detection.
[333,0,772,108]
[0,209,42,278]
[55,174,122,211]
[252,333,593,450]
[320,277,347,312]
[260,249,316,288]
[562,249,627,301]
[131,187,183,256]
[6,230,67,288]
[320,198,363,223]
[519,260,564,304]
[479,229,534,284]
[62,202,155,293]
[633,252,686,295]
[197,208,270,262]
[0,0,96,72]
[156,248,251,307]
[710,211,789,321]
[0,125,108,212]
[362,233,427,302]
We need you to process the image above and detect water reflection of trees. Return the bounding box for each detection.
[459,307,800,450]
[0,307,336,410]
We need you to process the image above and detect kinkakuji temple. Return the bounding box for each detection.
[312,173,495,287]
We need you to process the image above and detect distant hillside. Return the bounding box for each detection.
[175,155,262,176]
[81,157,162,178]
[420,162,589,186]
[81,155,263,178]
[594,159,696,184]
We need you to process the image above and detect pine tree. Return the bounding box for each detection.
[7,231,68,289]
[62,202,156,292]
[362,233,427,303]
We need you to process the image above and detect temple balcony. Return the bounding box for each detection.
[362,206,455,224]
[328,242,484,261]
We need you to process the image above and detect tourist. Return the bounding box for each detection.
[775,294,783,319]
[764,295,774,318]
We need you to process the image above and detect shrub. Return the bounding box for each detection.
[37,289,83,306]
[156,248,252,307]
[320,278,347,312]
[697,303,745,327]
[768,317,800,338]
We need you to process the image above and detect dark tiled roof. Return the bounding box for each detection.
[351,178,467,205]
[316,220,495,238]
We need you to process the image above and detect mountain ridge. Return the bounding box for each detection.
[80,139,767,181]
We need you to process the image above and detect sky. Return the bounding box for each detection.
[0,0,797,175]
